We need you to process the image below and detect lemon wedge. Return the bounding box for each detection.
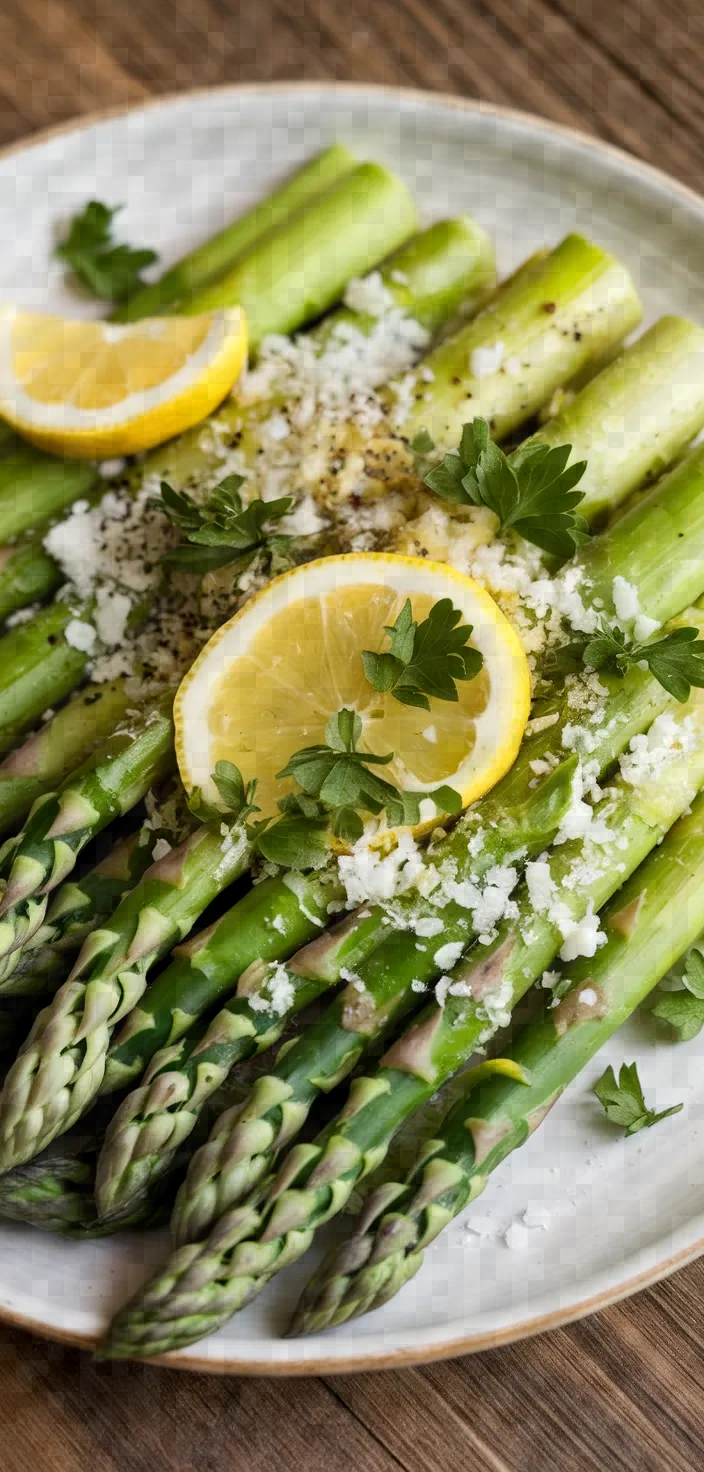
[0,306,247,458]
[175,553,530,834]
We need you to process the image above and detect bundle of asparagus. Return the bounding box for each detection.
[0,149,701,1367]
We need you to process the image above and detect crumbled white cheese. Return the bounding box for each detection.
[470,341,505,379]
[433,940,465,971]
[578,986,598,1007]
[337,830,425,907]
[558,903,605,962]
[343,271,395,318]
[340,966,366,993]
[270,913,287,935]
[64,618,97,653]
[619,712,695,787]
[247,961,295,1016]
[151,837,172,862]
[612,575,641,626]
[413,916,445,938]
[422,725,438,744]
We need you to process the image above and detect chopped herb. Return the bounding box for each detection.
[593,1061,683,1136]
[583,621,704,703]
[256,708,462,869]
[160,475,294,582]
[423,417,589,557]
[652,947,704,1041]
[362,597,483,711]
[55,201,158,303]
[187,759,261,828]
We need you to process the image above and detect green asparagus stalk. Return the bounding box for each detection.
[177,163,419,348]
[101,694,704,1358]
[87,312,704,1221]
[169,682,704,1251]
[0,808,256,1169]
[0,603,92,758]
[0,681,133,837]
[397,233,642,448]
[0,789,194,996]
[0,448,97,543]
[0,692,175,962]
[290,790,704,1333]
[0,538,62,625]
[114,145,358,322]
[0,1137,149,1237]
[0,1059,273,1237]
[93,618,704,1229]
[533,314,704,523]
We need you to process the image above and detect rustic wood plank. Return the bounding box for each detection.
[0,1323,404,1472]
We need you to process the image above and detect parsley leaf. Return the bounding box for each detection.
[423,418,589,558]
[55,201,157,303]
[652,947,704,1041]
[583,622,704,703]
[257,708,462,869]
[160,475,294,582]
[187,759,261,828]
[362,598,483,711]
[593,1061,683,1136]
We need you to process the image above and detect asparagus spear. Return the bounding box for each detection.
[0,1058,273,1238]
[94,485,704,1226]
[0,805,258,1168]
[0,448,97,542]
[114,145,358,322]
[0,604,92,758]
[0,786,194,996]
[0,692,175,962]
[289,790,704,1332]
[170,681,704,1250]
[397,233,642,448]
[174,164,419,347]
[0,681,133,837]
[532,314,704,523]
[0,538,62,625]
[101,691,704,1358]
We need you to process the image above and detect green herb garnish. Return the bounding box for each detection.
[362,597,483,711]
[423,418,588,558]
[652,948,704,1041]
[593,1061,683,1136]
[55,201,158,303]
[583,621,704,703]
[257,709,462,869]
[160,475,294,581]
[187,759,261,829]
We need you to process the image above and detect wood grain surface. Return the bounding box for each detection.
[1,2,704,1468]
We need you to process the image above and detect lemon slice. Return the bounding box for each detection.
[0,306,247,458]
[175,553,530,835]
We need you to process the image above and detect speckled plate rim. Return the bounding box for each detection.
[2,80,704,1374]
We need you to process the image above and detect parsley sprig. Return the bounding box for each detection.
[652,948,704,1041]
[256,709,462,869]
[160,474,294,581]
[187,760,262,830]
[583,621,704,703]
[422,418,589,558]
[593,1061,683,1136]
[55,201,158,303]
[362,598,483,711]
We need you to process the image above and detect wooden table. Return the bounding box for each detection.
[2,2,704,1467]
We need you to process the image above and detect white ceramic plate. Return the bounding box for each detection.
[2,84,704,1375]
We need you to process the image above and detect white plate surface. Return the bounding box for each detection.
[1,83,704,1374]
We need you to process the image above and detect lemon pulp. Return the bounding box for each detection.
[208,583,490,820]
